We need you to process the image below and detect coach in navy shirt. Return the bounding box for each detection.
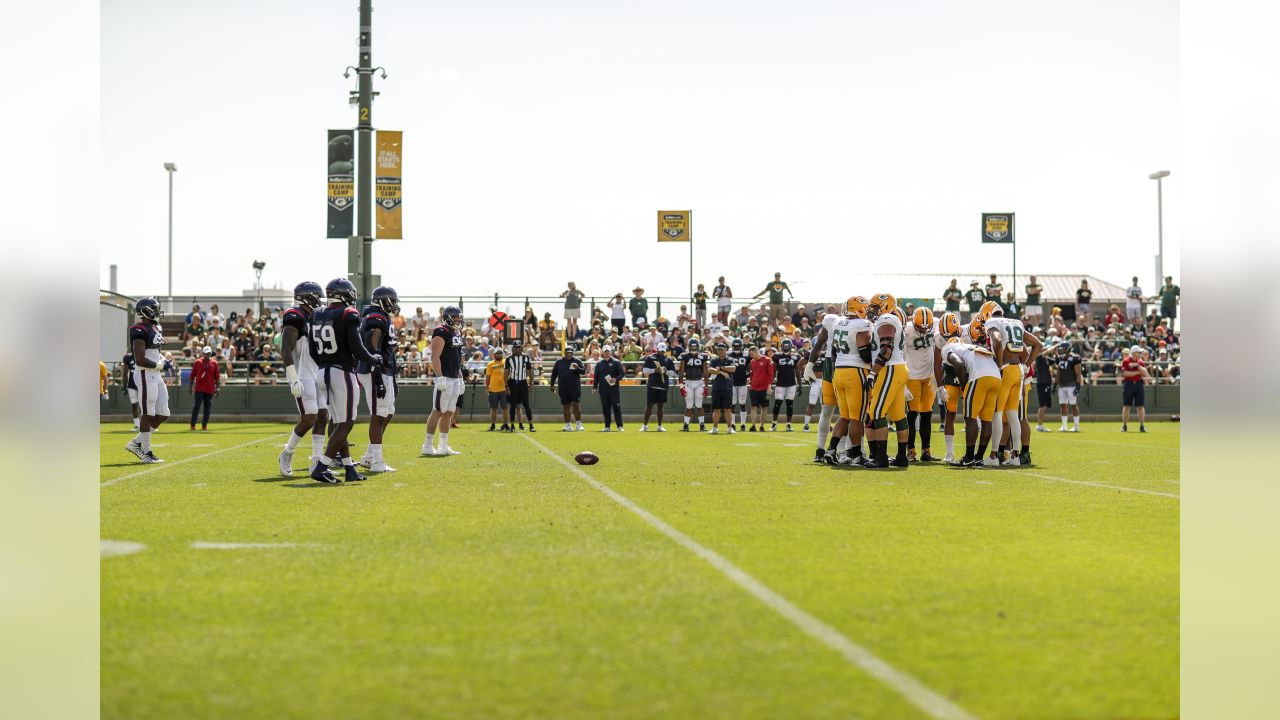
[592,345,626,431]
[550,346,586,431]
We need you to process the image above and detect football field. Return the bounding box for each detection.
[100,420,1178,719]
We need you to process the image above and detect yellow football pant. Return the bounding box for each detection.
[963,376,1001,422]
[944,384,961,414]
[995,364,1024,413]
[906,377,935,413]
[868,363,908,423]
[832,367,868,421]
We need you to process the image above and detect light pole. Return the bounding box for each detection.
[252,260,266,316]
[1148,170,1170,293]
[164,162,177,313]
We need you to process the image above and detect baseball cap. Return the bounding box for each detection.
[656,342,667,352]
[202,346,213,355]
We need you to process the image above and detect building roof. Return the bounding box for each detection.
[795,273,1132,305]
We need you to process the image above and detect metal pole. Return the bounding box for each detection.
[1011,213,1016,314]
[167,170,173,312]
[1156,177,1164,291]
[356,0,374,305]
[688,211,694,311]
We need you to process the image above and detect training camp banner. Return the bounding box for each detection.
[657,210,691,242]
[327,130,355,238]
[376,130,403,239]
[981,212,1015,243]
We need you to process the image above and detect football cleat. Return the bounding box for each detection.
[438,447,461,456]
[699,423,706,432]
[357,455,372,468]
[982,457,1000,467]
[124,439,145,461]
[681,425,689,432]
[563,423,572,432]
[1036,425,1050,432]
[576,422,584,431]
[420,445,434,456]
[656,426,667,432]
[862,456,889,469]
[889,456,909,468]
[786,423,793,432]
[727,427,736,434]
[369,462,397,473]
[1001,456,1022,466]
[601,427,612,432]
[920,451,940,462]
[803,424,809,432]
[907,448,918,463]
[344,465,367,482]
[639,426,648,432]
[1019,450,1032,465]
[141,451,164,464]
[277,449,294,476]
[748,425,757,432]
[738,423,746,431]
[310,465,340,484]
[941,454,956,464]
[813,449,826,464]
[770,422,777,431]
[709,427,719,435]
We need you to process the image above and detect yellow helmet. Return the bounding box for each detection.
[844,295,869,318]
[938,311,960,338]
[975,300,1000,323]
[945,336,961,345]
[912,307,934,331]
[867,293,896,320]
[968,322,986,344]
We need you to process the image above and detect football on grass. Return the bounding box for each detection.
[574,451,599,466]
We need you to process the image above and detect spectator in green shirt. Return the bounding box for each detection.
[693,283,709,329]
[1024,275,1044,325]
[753,272,794,331]
[629,287,649,327]
[964,281,986,322]
[985,273,1004,304]
[1155,276,1179,326]
[943,279,963,312]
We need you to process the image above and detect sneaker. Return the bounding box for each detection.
[920,451,939,462]
[310,465,341,484]
[563,423,572,432]
[487,424,496,432]
[1139,426,1146,433]
[813,449,826,464]
[982,457,1000,467]
[357,456,372,468]
[344,465,367,482]
[709,427,719,435]
[420,445,434,456]
[941,454,955,464]
[889,455,909,468]
[681,425,690,432]
[528,426,536,432]
[1019,450,1032,465]
[124,439,145,461]
[1121,425,1127,432]
[657,425,667,432]
[907,448,918,463]
[639,425,648,432]
[957,457,980,467]
[518,424,526,430]
[823,451,839,465]
[142,451,164,464]
[617,426,625,432]
[770,422,777,431]
[862,456,890,469]
[438,446,461,456]
[369,462,397,473]
[277,449,294,476]
[1036,425,1049,432]
[748,425,757,432]
[803,424,810,432]
[1059,427,1068,432]
[699,423,706,432]
[602,427,612,432]
[786,423,793,432]
[505,426,515,433]
[576,422,584,432]
[1070,427,1080,433]
[728,427,736,434]
[739,423,746,431]
[1001,455,1021,466]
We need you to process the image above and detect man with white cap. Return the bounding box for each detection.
[593,344,626,431]
[640,343,677,431]
[189,345,221,431]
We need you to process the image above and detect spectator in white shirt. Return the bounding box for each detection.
[1125,277,1144,323]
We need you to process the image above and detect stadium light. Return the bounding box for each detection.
[1148,170,1170,292]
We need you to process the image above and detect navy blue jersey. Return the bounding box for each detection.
[592,358,625,391]
[121,353,137,388]
[680,351,707,381]
[551,356,585,390]
[357,305,396,375]
[127,322,164,368]
[644,354,676,389]
[1055,353,1083,387]
[432,324,464,378]
[709,356,735,389]
[773,350,799,386]
[1034,354,1053,386]
[728,350,750,385]
[310,304,366,370]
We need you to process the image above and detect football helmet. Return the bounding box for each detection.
[968,322,986,343]
[946,336,961,345]
[135,296,162,322]
[912,307,934,331]
[938,312,961,338]
[844,295,869,318]
[867,293,897,320]
[293,281,323,309]
[688,338,700,350]
[731,337,743,351]
[325,278,358,307]
[975,300,1000,323]
[371,285,400,315]
[781,339,793,351]
[891,307,907,324]
[442,305,464,327]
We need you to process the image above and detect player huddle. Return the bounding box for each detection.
[807,294,1044,468]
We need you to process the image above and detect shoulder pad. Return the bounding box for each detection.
[343,307,361,318]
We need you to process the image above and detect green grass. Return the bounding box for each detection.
[101,419,1178,719]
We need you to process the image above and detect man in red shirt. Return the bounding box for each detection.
[190,346,221,430]
[747,345,774,431]
[1120,346,1150,432]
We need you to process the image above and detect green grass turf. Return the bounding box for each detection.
[101,419,1178,719]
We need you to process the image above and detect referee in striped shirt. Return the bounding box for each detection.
[504,341,536,431]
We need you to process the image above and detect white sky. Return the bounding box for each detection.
[101,0,1179,302]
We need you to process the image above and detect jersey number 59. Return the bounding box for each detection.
[311,324,338,354]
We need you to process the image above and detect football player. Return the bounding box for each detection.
[728,337,751,431]
[984,306,1044,465]
[770,338,804,431]
[120,351,140,430]
[942,338,1002,467]
[902,307,939,462]
[311,278,384,483]
[356,286,400,472]
[1055,341,1084,432]
[707,343,736,434]
[932,312,963,462]
[804,305,842,462]
[819,296,873,466]
[124,297,169,464]
[678,338,707,432]
[423,305,466,454]
[640,342,676,431]
[277,281,329,476]
[864,293,909,468]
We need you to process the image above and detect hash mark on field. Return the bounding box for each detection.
[520,433,977,720]
[191,541,320,550]
[102,434,287,487]
[1012,471,1179,499]
[101,540,146,557]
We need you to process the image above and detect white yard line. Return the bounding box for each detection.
[520,433,976,720]
[101,434,287,488]
[100,540,147,557]
[191,541,320,550]
[1055,437,1179,453]
[1010,470,1180,499]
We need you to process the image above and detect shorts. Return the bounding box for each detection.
[1161,305,1177,320]
[557,385,581,405]
[508,380,530,406]
[770,302,785,317]
[1123,382,1145,407]
[1037,384,1054,409]
[962,375,1001,422]
[647,386,669,405]
[868,364,908,424]
[1125,303,1142,321]
[733,384,750,406]
[1025,304,1042,319]
[432,376,466,413]
[943,384,961,414]
[564,308,581,320]
[832,366,869,421]
[684,379,705,409]
[905,377,935,413]
[995,364,1024,413]
[358,373,397,417]
[488,391,509,409]
[127,385,139,404]
[294,375,329,415]
[717,299,732,313]
[1076,303,1091,318]
[132,369,170,417]
[773,384,797,401]
[711,383,733,410]
[318,366,359,424]
[749,389,770,408]
[1058,386,1079,406]
[808,380,823,406]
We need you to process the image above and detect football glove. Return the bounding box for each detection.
[373,375,386,399]
[433,375,447,388]
[802,363,816,383]
[904,386,914,402]
[936,386,949,405]
[285,365,303,398]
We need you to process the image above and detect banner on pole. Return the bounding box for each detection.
[981,212,1015,243]
[327,130,355,238]
[657,210,691,242]
[375,130,403,239]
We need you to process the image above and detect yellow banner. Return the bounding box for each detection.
[657,210,691,242]
[376,131,403,239]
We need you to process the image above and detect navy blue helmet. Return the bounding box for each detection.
[731,337,743,350]
[135,296,161,322]
[325,278,357,306]
[371,285,399,315]
[293,281,323,309]
[688,338,700,350]
[781,339,794,351]
[441,305,463,327]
